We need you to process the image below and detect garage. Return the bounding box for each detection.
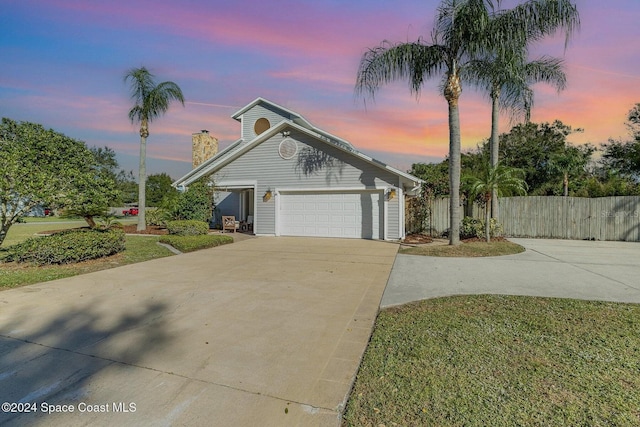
[278,191,383,239]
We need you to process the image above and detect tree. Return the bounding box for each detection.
[124,67,184,231]
[464,162,527,242]
[168,181,213,223]
[0,119,115,245]
[548,144,593,196]
[464,52,567,217]
[115,170,138,205]
[600,103,640,181]
[494,120,584,194]
[59,148,120,228]
[146,173,177,207]
[356,0,579,245]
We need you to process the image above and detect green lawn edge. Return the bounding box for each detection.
[343,295,640,426]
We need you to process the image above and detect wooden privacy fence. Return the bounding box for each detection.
[423,196,640,242]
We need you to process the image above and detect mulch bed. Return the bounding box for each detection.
[462,236,508,243]
[403,233,434,244]
[121,225,168,235]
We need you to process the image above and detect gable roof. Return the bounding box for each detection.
[173,98,423,190]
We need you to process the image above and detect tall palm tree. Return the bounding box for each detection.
[355,0,579,245]
[464,52,567,218]
[464,162,527,242]
[124,67,184,231]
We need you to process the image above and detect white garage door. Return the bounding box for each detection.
[279,191,383,239]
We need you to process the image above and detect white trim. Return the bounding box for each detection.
[274,189,281,236]
[398,186,405,239]
[277,186,382,193]
[383,189,389,241]
[215,180,257,190]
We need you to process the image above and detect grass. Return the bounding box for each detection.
[2,221,87,247]
[0,236,173,290]
[343,295,640,426]
[159,234,233,252]
[400,240,525,257]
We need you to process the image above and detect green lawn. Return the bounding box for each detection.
[344,295,640,426]
[0,235,173,290]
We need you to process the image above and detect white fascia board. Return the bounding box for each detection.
[232,97,302,122]
[276,187,385,193]
[214,180,257,190]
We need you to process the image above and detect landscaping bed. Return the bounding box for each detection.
[121,224,169,235]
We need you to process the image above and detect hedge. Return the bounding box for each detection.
[166,220,209,236]
[2,228,125,265]
[159,235,232,252]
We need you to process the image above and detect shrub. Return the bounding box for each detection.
[2,228,125,265]
[146,207,169,227]
[461,217,483,239]
[166,220,209,236]
[159,235,233,252]
[460,216,503,240]
[169,182,213,222]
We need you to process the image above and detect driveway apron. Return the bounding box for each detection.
[382,238,640,308]
[0,237,398,426]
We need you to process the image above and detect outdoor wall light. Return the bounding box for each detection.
[263,190,273,201]
[281,130,291,137]
[388,189,396,200]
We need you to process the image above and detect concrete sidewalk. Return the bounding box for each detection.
[0,237,398,426]
[382,238,640,308]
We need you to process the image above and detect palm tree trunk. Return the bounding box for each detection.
[447,101,461,246]
[485,195,491,243]
[137,133,147,231]
[446,70,462,246]
[490,90,500,220]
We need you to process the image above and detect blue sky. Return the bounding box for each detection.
[2,0,639,180]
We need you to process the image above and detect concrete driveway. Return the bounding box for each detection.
[0,237,398,426]
[383,238,640,308]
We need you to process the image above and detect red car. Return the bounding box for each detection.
[123,207,139,216]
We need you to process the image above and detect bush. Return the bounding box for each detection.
[166,220,209,236]
[169,182,213,222]
[2,228,125,265]
[460,217,483,239]
[146,207,169,227]
[159,235,233,252]
[460,216,503,240]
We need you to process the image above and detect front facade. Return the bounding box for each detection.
[174,98,422,241]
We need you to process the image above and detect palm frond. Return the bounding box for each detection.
[124,67,185,125]
[355,41,447,99]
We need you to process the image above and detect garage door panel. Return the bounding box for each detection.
[280,192,382,239]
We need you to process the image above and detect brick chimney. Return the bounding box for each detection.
[192,130,218,168]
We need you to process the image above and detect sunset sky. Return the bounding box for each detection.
[2,0,639,180]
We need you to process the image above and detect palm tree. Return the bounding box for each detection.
[464,52,567,218]
[355,0,579,245]
[464,162,528,242]
[124,67,184,231]
[548,144,593,196]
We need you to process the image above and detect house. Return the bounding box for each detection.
[173,98,423,240]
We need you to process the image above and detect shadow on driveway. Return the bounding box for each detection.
[1,299,173,426]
